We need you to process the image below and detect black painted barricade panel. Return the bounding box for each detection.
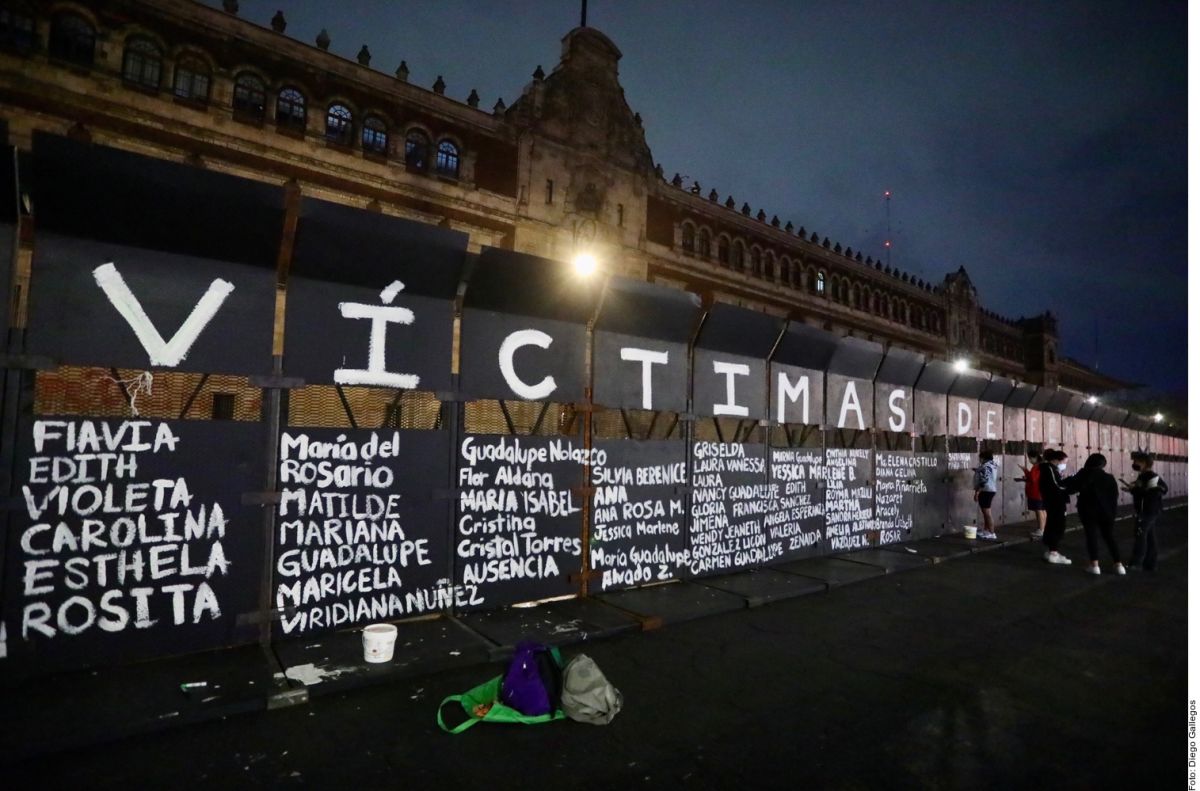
[767,446,826,559]
[692,304,782,421]
[946,452,978,532]
[283,198,468,390]
[826,372,873,431]
[271,428,453,638]
[912,452,947,538]
[769,322,835,426]
[592,278,700,413]
[459,248,600,403]
[589,439,688,592]
[824,447,874,550]
[28,234,278,375]
[826,336,883,380]
[1001,454,1028,525]
[688,441,775,576]
[979,377,1015,406]
[1003,406,1026,443]
[1028,387,1054,411]
[31,133,283,270]
[453,435,586,609]
[1,417,265,675]
[26,136,279,375]
[874,449,916,544]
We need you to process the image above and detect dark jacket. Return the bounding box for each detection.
[1036,461,1071,512]
[1063,467,1118,523]
[1128,469,1167,517]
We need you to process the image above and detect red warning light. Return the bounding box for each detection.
[884,190,891,198]
[884,240,892,247]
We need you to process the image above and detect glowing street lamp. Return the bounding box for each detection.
[571,251,598,277]
[1154,413,1164,422]
[952,357,969,373]
[1087,396,1099,405]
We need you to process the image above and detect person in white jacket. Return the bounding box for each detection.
[973,450,999,540]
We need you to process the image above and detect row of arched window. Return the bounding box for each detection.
[680,220,946,335]
[13,8,463,178]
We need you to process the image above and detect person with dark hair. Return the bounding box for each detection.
[973,450,999,539]
[1064,453,1124,575]
[1121,451,1168,572]
[1018,450,1046,538]
[1037,449,1072,564]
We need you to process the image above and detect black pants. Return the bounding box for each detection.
[1042,508,1067,552]
[1131,512,1161,571]
[1081,513,1119,564]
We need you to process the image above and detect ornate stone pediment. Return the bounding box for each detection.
[507,27,654,173]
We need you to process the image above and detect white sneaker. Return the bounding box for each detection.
[1085,565,1100,575]
[1030,530,1043,539]
[1114,563,1127,576]
[1046,552,1072,565]
[978,530,998,540]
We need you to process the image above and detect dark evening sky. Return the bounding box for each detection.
[210,1,1187,393]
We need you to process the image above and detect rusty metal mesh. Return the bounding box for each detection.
[463,400,579,436]
[591,407,684,440]
[34,366,261,420]
[287,385,443,430]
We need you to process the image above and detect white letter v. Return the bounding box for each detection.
[92,262,235,367]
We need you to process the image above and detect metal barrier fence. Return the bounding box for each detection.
[0,134,1187,676]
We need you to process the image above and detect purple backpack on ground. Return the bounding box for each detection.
[500,641,564,716]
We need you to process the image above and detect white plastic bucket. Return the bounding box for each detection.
[362,624,398,663]
[964,525,977,540]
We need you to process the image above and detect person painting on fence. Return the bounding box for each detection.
[972,450,999,540]
[1018,450,1046,539]
[1121,451,1168,572]
[1063,453,1124,576]
[1037,449,1072,565]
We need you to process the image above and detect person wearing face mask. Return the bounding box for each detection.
[1120,451,1168,572]
[1037,449,1072,564]
[1063,453,1124,575]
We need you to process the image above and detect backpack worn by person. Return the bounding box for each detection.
[561,654,622,725]
[437,641,565,734]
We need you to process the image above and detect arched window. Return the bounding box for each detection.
[232,72,266,119]
[326,103,353,145]
[765,252,776,281]
[732,240,745,270]
[750,247,762,277]
[781,257,793,286]
[435,140,459,177]
[172,55,211,102]
[698,228,711,259]
[362,115,388,155]
[717,236,730,267]
[49,12,95,66]
[276,87,306,130]
[681,222,695,253]
[816,271,826,295]
[122,37,162,89]
[807,267,818,294]
[0,7,37,53]
[405,130,430,170]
